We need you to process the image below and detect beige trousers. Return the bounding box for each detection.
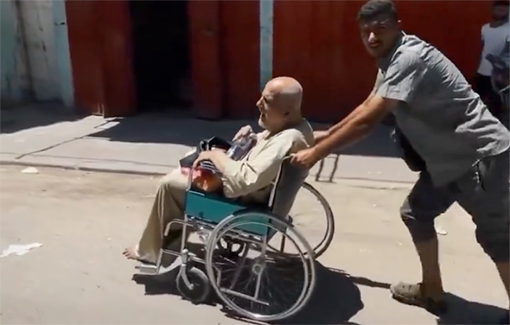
[137,169,188,263]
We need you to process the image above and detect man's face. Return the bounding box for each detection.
[359,16,401,58]
[256,87,286,132]
[492,4,509,22]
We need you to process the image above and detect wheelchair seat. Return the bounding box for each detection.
[183,157,308,237]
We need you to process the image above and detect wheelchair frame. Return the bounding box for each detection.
[136,158,333,321]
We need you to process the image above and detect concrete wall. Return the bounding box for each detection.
[0,0,31,106]
[1,0,73,107]
[19,0,59,101]
[273,1,491,122]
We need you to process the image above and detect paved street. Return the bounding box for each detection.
[1,165,507,324]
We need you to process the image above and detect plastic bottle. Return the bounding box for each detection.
[227,133,258,160]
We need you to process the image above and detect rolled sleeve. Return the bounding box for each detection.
[221,137,294,199]
[376,51,427,104]
[371,70,384,96]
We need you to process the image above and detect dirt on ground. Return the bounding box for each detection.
[0,165,507,324]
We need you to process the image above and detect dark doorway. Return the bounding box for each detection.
[128,0,191,111]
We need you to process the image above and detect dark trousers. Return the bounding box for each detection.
[400,151,510,262]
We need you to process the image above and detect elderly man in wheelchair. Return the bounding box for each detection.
[123,77,331,321]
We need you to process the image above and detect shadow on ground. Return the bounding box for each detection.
[85,110,402,182]
[2,103,400,158]
[132,259,363,325]
[88,111,247,148]
[2,105,402,181]
[349,275,508,325]
[1,102,84,134]
[265,265,363,325]
[88,111,400,157]
[436,293,507,325]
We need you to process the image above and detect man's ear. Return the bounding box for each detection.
[397,20,402,29]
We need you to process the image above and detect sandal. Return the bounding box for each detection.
[390,282,447,315]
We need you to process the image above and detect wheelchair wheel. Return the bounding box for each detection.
[270,182,335,259]
[176,266,211,304]
[217,236,246,256]
[204,211,316,322]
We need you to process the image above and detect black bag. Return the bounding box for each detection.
[179,137,231,169]
[392,127,426,172]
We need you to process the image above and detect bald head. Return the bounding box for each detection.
[264,77,303,114]
[257,76,304,132]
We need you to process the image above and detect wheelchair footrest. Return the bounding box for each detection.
[135,263,158,274]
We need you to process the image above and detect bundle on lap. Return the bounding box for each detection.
[180,135,258,193]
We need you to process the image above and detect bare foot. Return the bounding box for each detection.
[122,246,140,260]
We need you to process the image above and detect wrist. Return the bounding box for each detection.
[314,130,331,143]
[313,143,329,159]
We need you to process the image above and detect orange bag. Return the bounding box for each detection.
[181,167,222,192]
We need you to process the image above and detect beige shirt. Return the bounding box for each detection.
[221,119,314,203]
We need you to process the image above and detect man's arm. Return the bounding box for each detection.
[315,51,427,156]
[319,94,375,138]
[496,34,510,65]
[478,25,486,69]
[315,72,381,143]
[219,133,296,198]
[314,97,393,155]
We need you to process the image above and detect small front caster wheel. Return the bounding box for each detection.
[176,267,211,304]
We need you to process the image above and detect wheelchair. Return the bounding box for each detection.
[136,156,335,322]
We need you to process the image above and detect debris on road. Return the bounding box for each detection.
[21,167,39,174]
[1,243,43,258]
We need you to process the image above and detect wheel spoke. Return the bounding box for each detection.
[267,182,335,259]
[204,212,316,322]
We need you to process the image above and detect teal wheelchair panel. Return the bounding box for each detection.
[184,190,279,237]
